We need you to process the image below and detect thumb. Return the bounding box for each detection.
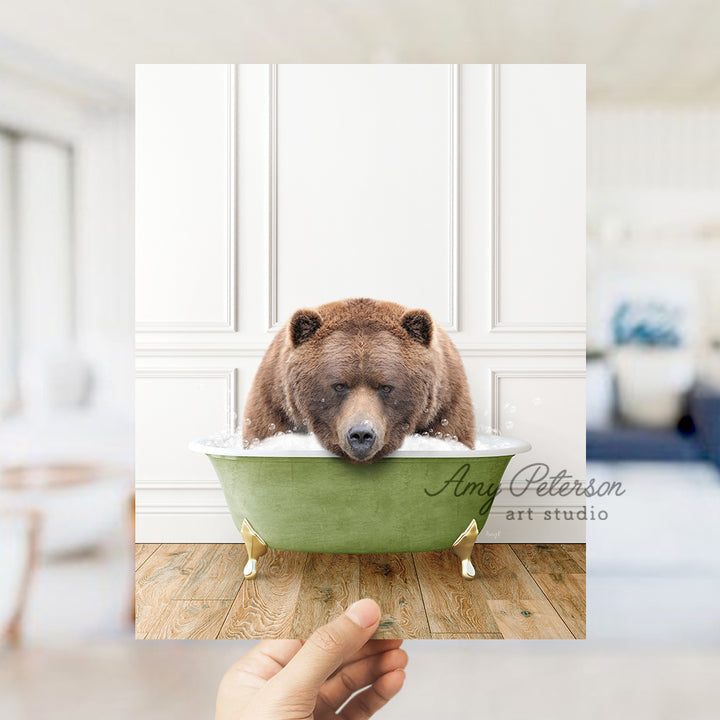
[270,599,381,698]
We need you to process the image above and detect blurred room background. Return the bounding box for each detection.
[1,1,719,718]
[0,31,134,647]
[586,103,720,640]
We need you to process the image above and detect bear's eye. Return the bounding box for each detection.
[333,383,347,393]
[379,385,393,394]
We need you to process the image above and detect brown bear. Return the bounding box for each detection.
[242,298,475,463]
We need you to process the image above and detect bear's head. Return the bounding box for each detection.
[284,299,437,464]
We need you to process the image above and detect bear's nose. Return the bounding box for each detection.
[347,424,376,453]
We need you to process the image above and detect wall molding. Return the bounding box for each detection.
[489,368,585,431]
[489,64,585,335]
[136,344,268,357]
[136,64,238,334]
[135,367,238,433]
[267,63,279,331]
[136,481,222,490]
[136,343,586,358]
[445,63,460,332]
[266,63,460,332]
[136,504,231,515]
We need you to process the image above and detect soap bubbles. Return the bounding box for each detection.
[198,428,523,456]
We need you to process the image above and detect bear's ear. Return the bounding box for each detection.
[400,309,433,347]
[289,309,323,347]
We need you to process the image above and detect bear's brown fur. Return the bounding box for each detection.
[243,298,475,463]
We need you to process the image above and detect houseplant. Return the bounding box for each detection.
[612,300,694,427]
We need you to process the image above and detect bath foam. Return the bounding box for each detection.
[195,431,528,457]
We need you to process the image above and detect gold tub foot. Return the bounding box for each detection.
[452,519,479,580]
[241,519,268,579]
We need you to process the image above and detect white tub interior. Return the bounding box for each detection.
[189,432,531,458]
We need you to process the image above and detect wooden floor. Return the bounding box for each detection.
[136,543,585,640]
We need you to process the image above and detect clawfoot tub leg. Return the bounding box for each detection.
[452,519,479,580]
[241,519,268,579]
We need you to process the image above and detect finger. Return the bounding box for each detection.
[339,669,406,720]
[329,638,404,675]
[270,599,381,697]
[319,648,408,711]
[226,639,303,686]
[253,639,304,670]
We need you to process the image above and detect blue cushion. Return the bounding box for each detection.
[689,384,720,466]
[587,427,704,462]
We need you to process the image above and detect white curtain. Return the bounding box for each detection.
[0,133,14,415]
[0,131,74,417]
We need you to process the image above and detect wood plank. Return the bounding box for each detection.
[135,543,160,571]
[359,554,430,639]
[168,544,219,599]
[175,544,247,600]
[510,544,583,574]
[561,543,586,571]
[474,545,583,638]
[486,599,574,639]
[143,599,232,639]
[219,549,308,639]
[432,633,502,639]
[472,544,548,602]
[290,553,360,639]
[413,550,500,635]
[532,573,586,639]
[135,544,214,636]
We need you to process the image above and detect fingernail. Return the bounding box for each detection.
[345,599,380,628]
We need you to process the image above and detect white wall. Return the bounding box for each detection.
[0,133,15,414]
[588,105,720,355]
[135,64,586,543]
[0,69,134,419]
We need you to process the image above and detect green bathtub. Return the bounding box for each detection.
[189,435,530,580]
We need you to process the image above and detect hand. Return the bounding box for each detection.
[215,598,407,719]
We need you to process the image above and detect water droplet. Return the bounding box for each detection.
[423,407,429,413]
[504,420,514,430]
[532,397,542,407]
[421,432,429,437]
[320,398,325,403]
[440,418,449,426]
[245,417,252,425]
[401,423,410,431]
[435,431,443,438]
[268,423,276,432]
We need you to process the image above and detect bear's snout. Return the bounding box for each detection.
[338,388,386,462]
[340,415,384,462]
[346,424,377,456]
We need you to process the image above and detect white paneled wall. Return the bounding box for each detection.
[136,64,586,543]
